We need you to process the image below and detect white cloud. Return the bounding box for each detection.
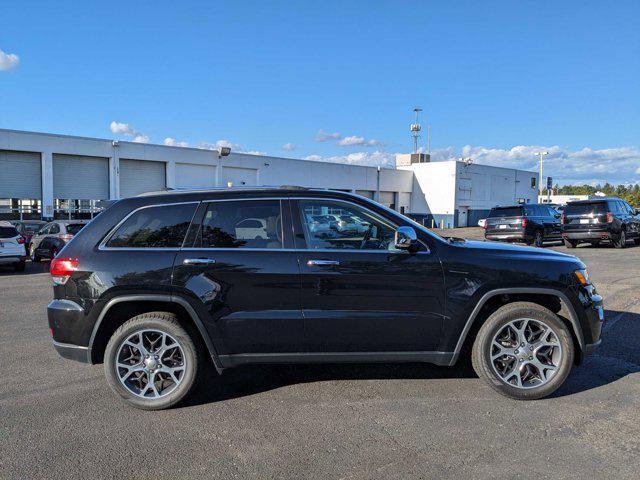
[338,135,382,147]
[198,139,265,156]
[432,145,640,185]
[163,137,189,147]
[282,142,296,151]
[314,129,342,142]
[109,121,150,143]
[0,49,19,71]
[305,151,397,168]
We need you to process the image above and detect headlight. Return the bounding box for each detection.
[574,269,590,286]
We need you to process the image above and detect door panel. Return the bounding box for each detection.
[292,198,445,353]
[172,199,303,354]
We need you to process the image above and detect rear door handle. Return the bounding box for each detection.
[307,259,340,266]
[183,258,216,265]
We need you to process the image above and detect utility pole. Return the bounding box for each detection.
[534,151,549,197]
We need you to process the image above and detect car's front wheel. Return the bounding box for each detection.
[104,312,200,410]
[471,302,574,400]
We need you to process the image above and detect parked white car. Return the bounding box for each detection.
[0,224,27,272]
[235,218,268,240]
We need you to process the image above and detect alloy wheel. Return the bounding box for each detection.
[115,329,186,399]
[490,318,563,389]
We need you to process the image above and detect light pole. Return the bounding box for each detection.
[534,151,549,197]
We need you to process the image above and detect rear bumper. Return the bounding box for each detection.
[485,232,528,242]
[48,299,91,363]
[0,255,26,264]
[562,228,615,241]
[53,341,90,363]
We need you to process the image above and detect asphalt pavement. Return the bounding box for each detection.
[1,230,639,479]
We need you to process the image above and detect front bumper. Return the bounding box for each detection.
[578,289,604,357]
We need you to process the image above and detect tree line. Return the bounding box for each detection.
[541,183,640,208]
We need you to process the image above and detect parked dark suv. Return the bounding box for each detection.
[562,197,640,248]
[48,187,603,409]
[484,204,562,247]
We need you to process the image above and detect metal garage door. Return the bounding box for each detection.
[379,191,396,210]
[119,159,166,198]
[0,150,42,199]
[221,166,257,187]
[53,154,109,199]
[175,163,215,189]
[355,190,375,200]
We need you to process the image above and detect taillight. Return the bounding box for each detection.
[521,217,527,228]
[606,212,614,223]
[16,236,25,244]
[50,258,79,285]
[59,234,74,242]
[561,214,565,225]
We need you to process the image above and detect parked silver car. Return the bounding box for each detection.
[29,220,87,261]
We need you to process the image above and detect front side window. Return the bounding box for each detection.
[194,200,282,249]
[106,203,197,248]
[49,223,60,234]
[297,200,397,250]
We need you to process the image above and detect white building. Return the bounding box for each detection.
[0,128,538,227]
[539,194,591,205]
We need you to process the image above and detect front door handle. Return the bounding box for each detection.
[307,259,340,266]
[183,258,216,265]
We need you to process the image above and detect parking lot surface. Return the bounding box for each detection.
[1,229,639,479]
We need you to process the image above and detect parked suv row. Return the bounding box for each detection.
[484,204,562,247]
[562,197,640,248]
[48,187,603,410]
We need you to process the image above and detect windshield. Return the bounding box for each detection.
[564,202,607,215]
[66,224,85,235]
[489,207,523,218]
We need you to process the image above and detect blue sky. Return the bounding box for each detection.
[1,0,639,184]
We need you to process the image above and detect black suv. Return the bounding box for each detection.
[484,204,562,247]
[561,197,640,248]
[48,187,603,409]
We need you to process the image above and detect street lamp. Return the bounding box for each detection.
[534,151,549,196]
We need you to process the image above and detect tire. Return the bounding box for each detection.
[533,230,544,248]
[30,245,41,263]
[471,301,574,400]
[104,312,200,410]
[563,239,577,248]
[589,241,600,247]
[14,261,26,272]
[614,229,626,249]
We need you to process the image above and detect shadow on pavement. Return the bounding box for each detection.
[184,309,638,407]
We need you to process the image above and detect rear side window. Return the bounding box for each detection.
[0,226,19,238]
[564,202,607,215]
[192,200,282,249]
[489,207,523,218]
[66,224,85,235]
[106,203,197,248]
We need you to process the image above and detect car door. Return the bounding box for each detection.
[544,206,562,238]
[172,198,303,357]
[621,201,639,238]
[292,197,445,354]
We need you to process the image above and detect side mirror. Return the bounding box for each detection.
[394,226,417,250]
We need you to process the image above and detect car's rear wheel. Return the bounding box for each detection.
[614,229,626,249]
[471,302,574,400]
[563,239,577,248]
[30,245,41,262]
[104,312,199,410]
[533,230,544,248]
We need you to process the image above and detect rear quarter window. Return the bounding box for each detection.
[105,203,197,248]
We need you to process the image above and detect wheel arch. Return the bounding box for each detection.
[88,294,223,373]
[450,288,585,366]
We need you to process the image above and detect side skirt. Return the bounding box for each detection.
[218,351,455,368]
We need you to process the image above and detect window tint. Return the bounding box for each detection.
[298,200,397,250]
[0,226,19,238]
[489,207,523,218]
[194,200,282,249]
[66,224,85,235]
[49,223,60,234]
[564,202,607,215]
[106,203,197,248]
